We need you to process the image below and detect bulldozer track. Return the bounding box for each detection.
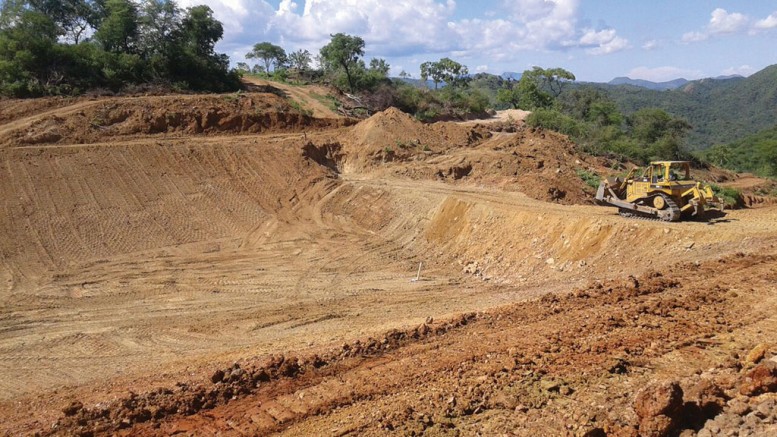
[619,195,681,222]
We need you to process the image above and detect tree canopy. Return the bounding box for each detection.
[246,42,286,73]
[319,33,365,93]
[420,58,469,89]
[0,0,239,96]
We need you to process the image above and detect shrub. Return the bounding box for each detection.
[576,168,601,189]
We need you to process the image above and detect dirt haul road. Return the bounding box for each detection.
[1,91,776,435]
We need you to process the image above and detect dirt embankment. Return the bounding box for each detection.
[1,93,353,147]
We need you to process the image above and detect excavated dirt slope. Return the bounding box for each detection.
[1,95,777,436]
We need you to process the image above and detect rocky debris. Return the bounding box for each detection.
[685,378,728,418]
[51,313,479,435]
[62,401,83,417]
[744,343,770,365]
[634,381,684,436]
[740,360,777,396]
[43,253,777,436]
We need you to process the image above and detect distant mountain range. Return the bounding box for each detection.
[607,75,744,91]
[588,65,777,149]
[608,77,689,90]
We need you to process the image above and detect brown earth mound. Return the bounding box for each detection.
[0,96,80,124]
[339,108,598,205]
[340,107,486,172]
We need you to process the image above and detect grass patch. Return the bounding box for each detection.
[289,99,313,117]
[311,92,341,112]
[576,168,601,189]
[709,183,742,206]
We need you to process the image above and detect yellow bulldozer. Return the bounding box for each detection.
[595,161,723,221]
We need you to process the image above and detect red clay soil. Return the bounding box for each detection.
[41,250,777,436]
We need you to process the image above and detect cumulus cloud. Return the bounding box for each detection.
[754,12,777,30]
[178,0,630,68]
[708,8,748,34]
[684,8,777,40]
[681,31,708,43]
[642,40,658,50]
[627,66,703,82]
[579,28,629,55]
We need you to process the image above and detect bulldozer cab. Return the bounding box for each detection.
[639,161,691,184]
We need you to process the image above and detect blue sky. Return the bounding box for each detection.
[179,0,777,82]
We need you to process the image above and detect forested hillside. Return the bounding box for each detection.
[589,65,777,150]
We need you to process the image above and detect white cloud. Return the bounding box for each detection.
[754,12,777,30]
[708,8,748,34]
[682,8,751,43]
[627,66,704,82]
[721,65,755,77]
[642,40,658,50]
[681,31,708,43]
[579,28,629,55]
[501,0,579,48]
[475,65,489,72]
[178,0,631,70]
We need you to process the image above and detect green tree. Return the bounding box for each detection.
[30,0,96,43]
[496,80,520,108]
[179,4,222,57]
[704,144,733,167]
[94,0,139,53]
[288,49,311,71]
[627,108,691,160]
[420,57,468,89]
[319,33,364,93]
[531,66,575,97]
[138,0,180,56]
[369,58,390,76]
[0,8,60,95]
[246,41,286,73]
[515,75,552,110]
[557,88,622,126]
[163,5,238,92]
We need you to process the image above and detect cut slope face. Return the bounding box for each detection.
[0,93,351,147]
[1,139,334,281]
